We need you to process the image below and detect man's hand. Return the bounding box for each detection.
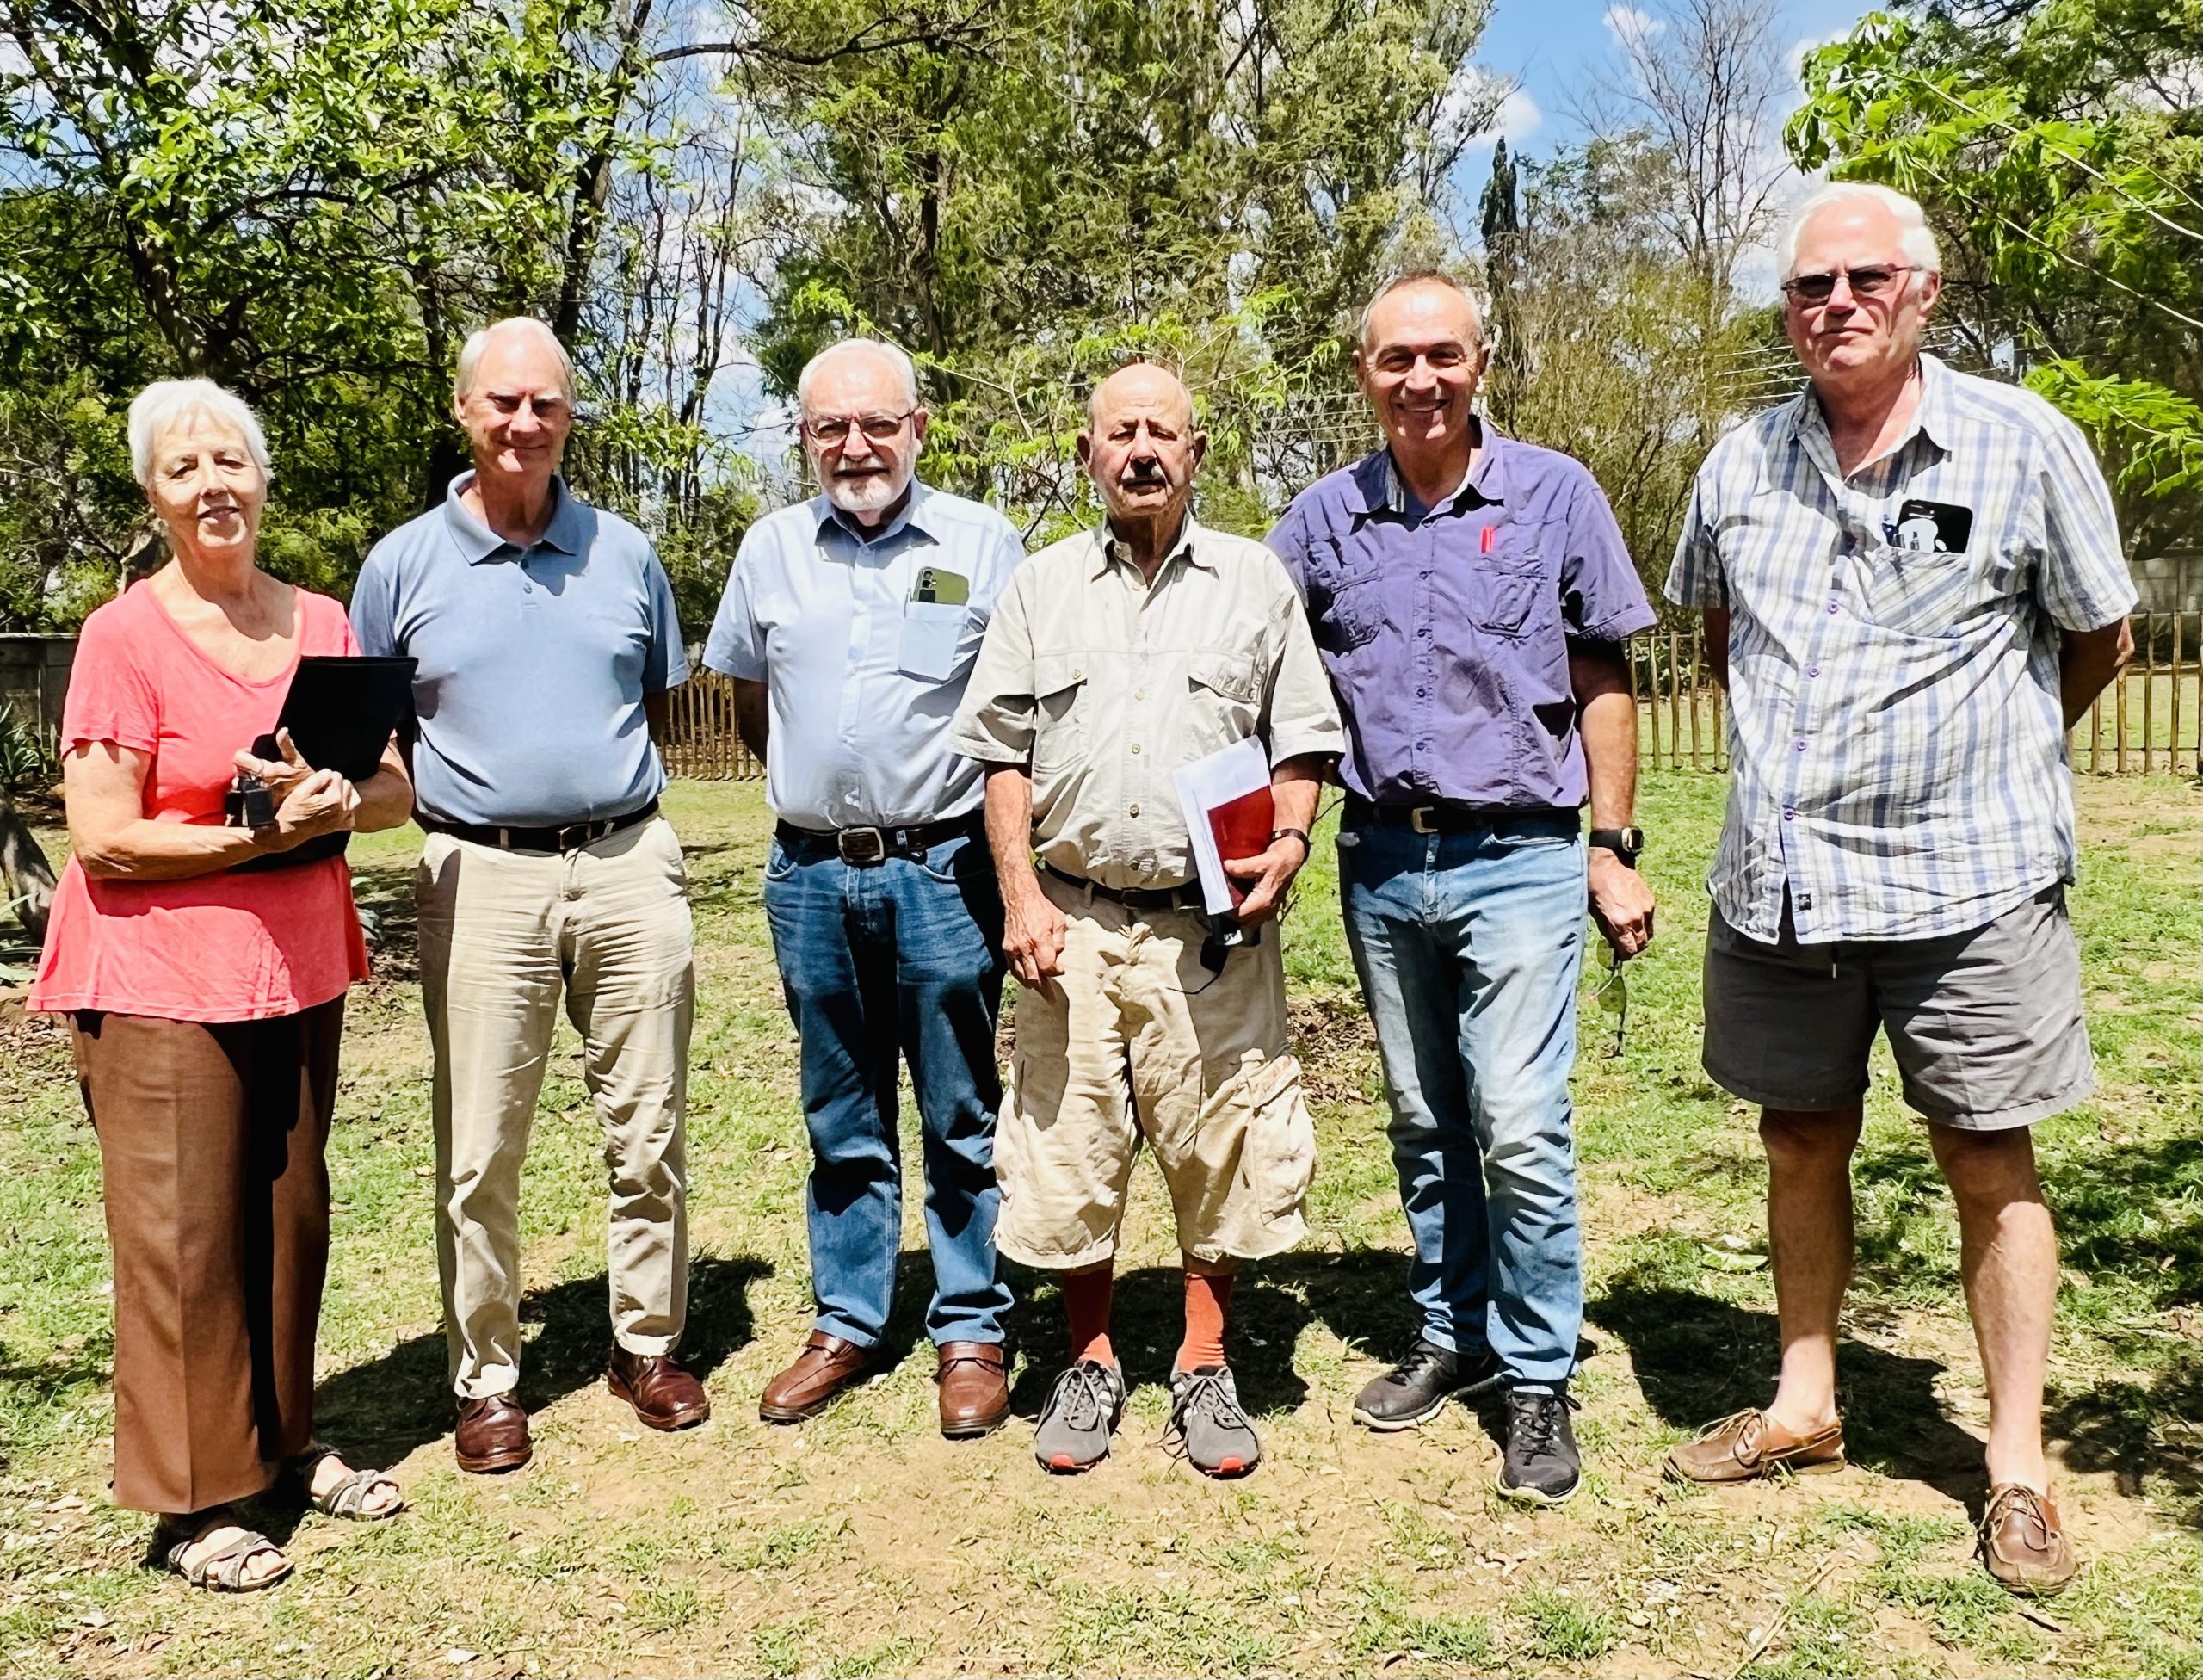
[1588,849,1654,959]
[1002,884,1068,992]
[1223,833,1308,928]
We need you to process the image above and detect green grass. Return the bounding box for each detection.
[0,772,2196,1677]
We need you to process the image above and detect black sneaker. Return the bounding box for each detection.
[1351,1338,1503,1431]
[1496,1386,1582,1505]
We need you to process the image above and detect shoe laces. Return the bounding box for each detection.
[1984,1483,2058,1542]
[1386,1342,1452,1388]
[1170,1369,1249,1437]
[1048,1362,1114,1432]
[1508,1388,1577,1455]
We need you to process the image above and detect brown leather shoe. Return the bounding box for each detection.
[935,1342,1011,1439]
[454,1393,532,1474]
[608,1347,712,1431]
[758,1331,875,1424]
[1979,1483,2077,1596]
[1664,1407,1846,1483]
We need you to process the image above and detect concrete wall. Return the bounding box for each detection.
[0,635,75,744]
[2133,550,2201,615]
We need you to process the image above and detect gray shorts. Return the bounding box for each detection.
[1702,883,2094,1131]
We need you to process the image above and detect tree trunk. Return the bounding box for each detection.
[1,793,56,945]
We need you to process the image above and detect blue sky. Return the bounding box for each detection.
[1466,0,1872,169]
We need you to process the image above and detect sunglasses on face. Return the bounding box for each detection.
[802,411,914,445]
[1780,264,1916,306]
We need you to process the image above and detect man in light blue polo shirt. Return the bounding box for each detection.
[704,337,1026,1438]
[352,317,708,1476]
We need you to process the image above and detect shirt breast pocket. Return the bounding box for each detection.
[1031,653,1089,774]
[1472,546,1546,639]
[1185,652,1262,758]
[1313,540,1386,652]
[1863,540,2010,639]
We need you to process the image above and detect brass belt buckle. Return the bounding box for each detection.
[1410,806,1438,835]
[838,826,886,866]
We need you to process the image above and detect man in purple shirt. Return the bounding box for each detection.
[1268,271,1656,1505]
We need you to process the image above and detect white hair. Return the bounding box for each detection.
[1778,182,1942,280]
[454,318,576,404]
[127,379,272,487]
[795,337,920,413]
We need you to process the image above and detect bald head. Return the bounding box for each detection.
[1080,361,1206,541]
[1089,362,1194,434]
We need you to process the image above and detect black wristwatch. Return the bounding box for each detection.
[1589,826,1645,868]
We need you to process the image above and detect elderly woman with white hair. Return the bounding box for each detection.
[29,378,416,1590]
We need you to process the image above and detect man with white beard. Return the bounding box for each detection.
[704,338,1027,1437]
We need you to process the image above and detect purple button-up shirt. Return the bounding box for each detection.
[1267,429,1656,810]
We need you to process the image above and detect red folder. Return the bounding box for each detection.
[1208,786,1275,906]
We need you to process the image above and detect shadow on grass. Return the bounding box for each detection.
[2047,1347,2202,1526]
[312,1252,772,1473]
[1591,1267,1996,1514]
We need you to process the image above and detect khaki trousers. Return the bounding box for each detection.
[416,817,694,1399]
[995,873,1316,1269]
[71,999,343,1514]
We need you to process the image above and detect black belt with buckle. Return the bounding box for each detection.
[422,797,659,855]
[1343,795,1577,837]
[774,814,983,868]
[1041,862,1206,913]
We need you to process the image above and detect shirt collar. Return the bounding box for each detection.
[810,478,940,547]
[1793,351,1954,466]
[1089,511,1212,580]
[443,470,583,564]
[1355,419,1511,519]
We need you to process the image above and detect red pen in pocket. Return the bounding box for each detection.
[1480,524,1495,554]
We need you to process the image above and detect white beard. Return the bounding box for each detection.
[824,468,907,516]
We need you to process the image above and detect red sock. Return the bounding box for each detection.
[1064,1267,1114,1368]
[1177,1269,1236,1373]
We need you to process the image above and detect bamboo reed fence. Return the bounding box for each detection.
[660,617,2203,781]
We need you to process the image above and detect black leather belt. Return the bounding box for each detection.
[1343,795,1577,836]
[775,813,982,868]
[1042,862,1206,913]
[423,797,659,855]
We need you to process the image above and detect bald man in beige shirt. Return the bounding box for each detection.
[953,364,1341,1480]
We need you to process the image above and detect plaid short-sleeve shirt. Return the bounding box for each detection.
[1666,355,2136,944]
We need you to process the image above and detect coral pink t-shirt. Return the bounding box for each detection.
[29,583,372,1022]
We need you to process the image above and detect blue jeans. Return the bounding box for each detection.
[1339,815,1586,1390]
[762,827,1011,1348]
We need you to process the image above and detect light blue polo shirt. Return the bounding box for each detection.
[704,481,1026,829]
[350,472,688,826]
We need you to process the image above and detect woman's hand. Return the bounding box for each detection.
[266,768,360,849]
[232,728,318,803]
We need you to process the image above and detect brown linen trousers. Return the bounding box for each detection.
[71,998,343,1514]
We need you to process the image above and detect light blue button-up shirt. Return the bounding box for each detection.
[350,472,688,826]
[703,481,1027,828]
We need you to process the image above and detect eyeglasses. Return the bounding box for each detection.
[1591,948,1628,1060]
[1780,264,1916,306]
[802,411,915,445]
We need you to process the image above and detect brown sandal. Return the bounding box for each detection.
[158,1514,292,1592]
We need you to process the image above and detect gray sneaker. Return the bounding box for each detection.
[1034,1359,1126,1473]
[1169,1365,1262,1479]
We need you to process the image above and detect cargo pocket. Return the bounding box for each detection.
[1236,1051,1317,1222]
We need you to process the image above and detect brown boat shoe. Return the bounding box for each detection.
[935,1342,1011,1439]
[1979,1483,2078,1597]
[1664,1408,1847,1484]
[759,1330,875,1424]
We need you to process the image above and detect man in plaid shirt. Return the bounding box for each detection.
[1661,182,2134,1597]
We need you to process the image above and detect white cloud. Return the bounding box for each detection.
[1603,5,1663,50]
[1457,86,1544,153]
